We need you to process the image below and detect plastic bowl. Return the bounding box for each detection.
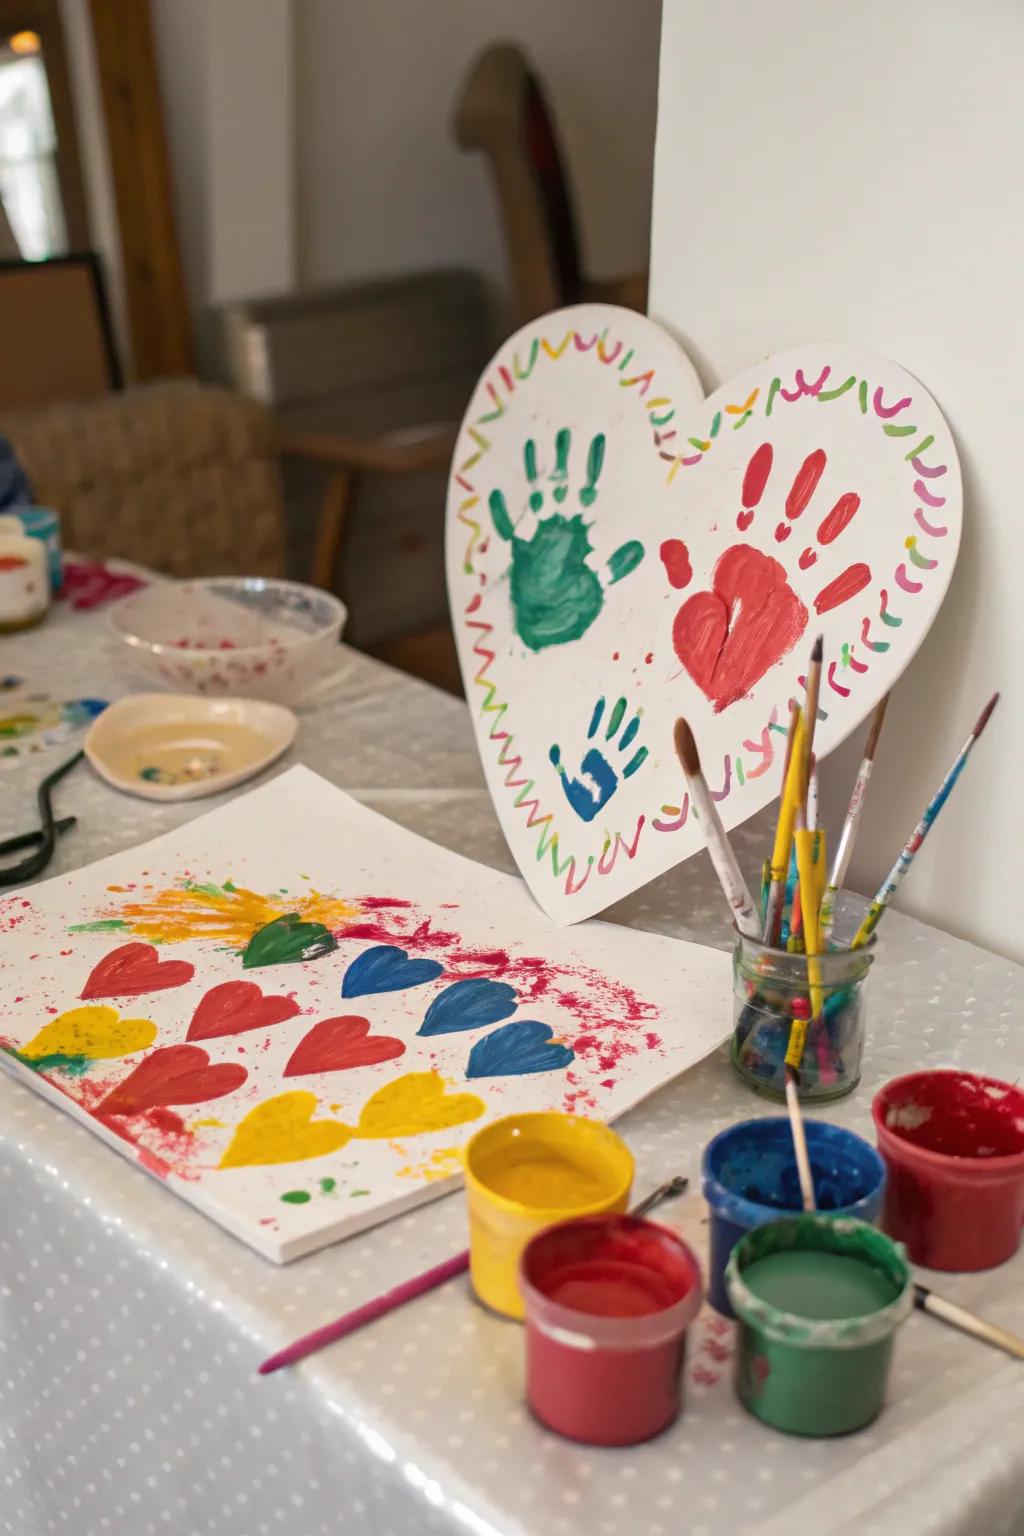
[109,577,347,704]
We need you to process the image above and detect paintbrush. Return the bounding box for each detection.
[674,719,759,938]
[820,694,890,941]
[763,703,806,946]
[258,1175,690,1374]
[851,692,1000,950]
[801,636,824,804]
[915,1283,1024,1361]
[784,811,820,1210]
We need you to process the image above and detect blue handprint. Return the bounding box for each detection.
[549,697,649,822]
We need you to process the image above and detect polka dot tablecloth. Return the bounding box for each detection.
[2,599,1024,1536]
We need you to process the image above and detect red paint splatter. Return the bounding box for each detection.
[612,650,620,661]
[355,896,414,911]
[702,1336,731,1363]
[644,652,653,665]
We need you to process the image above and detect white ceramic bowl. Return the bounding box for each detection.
[84,693,297,801]
[109,577,348,704]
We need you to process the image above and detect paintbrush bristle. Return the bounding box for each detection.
[811,634,823,664]
[973,691,1000,740]
[674,718,700,778]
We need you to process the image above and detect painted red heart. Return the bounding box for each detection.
[186,980,300,1042]
[81,942,195,1001]
[283,1015,406,1078]
[672,545,808,713]
[95,1045,248,1117]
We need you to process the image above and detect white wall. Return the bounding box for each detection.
[151,0,295,363]
[650,0,1024,960]
[295,0,661,295]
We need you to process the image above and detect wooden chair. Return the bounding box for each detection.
[453,42,648,326]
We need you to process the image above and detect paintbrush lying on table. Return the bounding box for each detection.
[259,1174,690,1375]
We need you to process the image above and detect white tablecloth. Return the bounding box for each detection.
[2,599,1023,1536]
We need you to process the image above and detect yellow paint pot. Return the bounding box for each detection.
[463,1112,634,1319]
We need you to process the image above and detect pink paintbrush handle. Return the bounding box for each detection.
[258,1249,470,1374]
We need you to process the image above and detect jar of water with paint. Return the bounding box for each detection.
[729,894,874,1102]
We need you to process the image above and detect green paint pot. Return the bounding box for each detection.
[725,1215,912,1437]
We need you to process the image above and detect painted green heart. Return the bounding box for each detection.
[242,913,338,969]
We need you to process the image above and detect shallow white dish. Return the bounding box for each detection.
[84,693,297,801]
[109,576,347,705]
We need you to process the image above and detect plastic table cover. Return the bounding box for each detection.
[2,598,1022,1536]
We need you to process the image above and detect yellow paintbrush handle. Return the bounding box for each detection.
[769,711,806,878]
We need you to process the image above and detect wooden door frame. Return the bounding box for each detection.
[87,0,193,378]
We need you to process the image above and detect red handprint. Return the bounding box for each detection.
[663,443,871,712]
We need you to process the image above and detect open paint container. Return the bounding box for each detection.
[873,1069,1024,1270]
[726,1214,912,1437]
[520,1213,703,1446]
[463,1112,634,1319]
[703,1117,886,1315]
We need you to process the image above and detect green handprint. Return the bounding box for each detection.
[488,430,645,652]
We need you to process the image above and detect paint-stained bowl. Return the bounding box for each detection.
[873,1070,1024,1270]
[463,1112,634,1320]
[726,1214,912,1437]
[110,577,348,705]
[703,1117,886,1315]
[520,1214,702,1445]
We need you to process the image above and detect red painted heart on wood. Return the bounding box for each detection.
[187,980,300,1042]
[672,545,808,713]
[81,942,195,1001]
[95,1045,248,1116]
[283,1015,406,1078]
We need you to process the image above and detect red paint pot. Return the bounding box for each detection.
[519,1214,703,1446]
[873,1070,1024,1270]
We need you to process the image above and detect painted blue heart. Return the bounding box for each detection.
[341,944,444,999]
[418,978,518,1037]
[466,1020,576,1079]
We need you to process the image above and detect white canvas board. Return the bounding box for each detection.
[0,767,729,1262]
[445,305,962,922]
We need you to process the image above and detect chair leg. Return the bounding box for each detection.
[310,467,354,591]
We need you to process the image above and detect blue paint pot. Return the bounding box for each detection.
[702,1117,886,1316]
[0,506,62,592]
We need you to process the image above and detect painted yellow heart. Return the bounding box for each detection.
[219,1091,352,1169]
[20,1005,157,1063]
[352,1071,485,1141]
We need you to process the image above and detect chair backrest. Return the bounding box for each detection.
[454,42,583,325]
[0,254,120,411]
[0,381,285,578]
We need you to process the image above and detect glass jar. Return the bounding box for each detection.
[729,908,874,1103]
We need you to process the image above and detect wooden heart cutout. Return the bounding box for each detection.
[446,304,962,922]
[187,981,300,1042]
[81,941,194,1000]
[96,1045,247,1116]
[283,1015,406,1077]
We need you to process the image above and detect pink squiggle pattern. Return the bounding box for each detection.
[872,387,912,419]
[564,858,595,896]
[915,507,948,536]
[652,795,690,834]
[597,821,645,875]
[573,331,599,353]
[597,336,623,364]
[847,645,869,674]
[779,365,831,402]
[895,564,923,593]
[709,756,732,803]
[910,456,947,479]
[827,661,851,697]
[742,712,778,780]
[915,479,946,507]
